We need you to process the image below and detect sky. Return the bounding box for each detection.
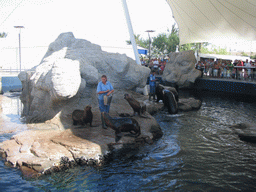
[0,0,255,70]
[0,0,175,48]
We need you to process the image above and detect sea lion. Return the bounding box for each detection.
[102,112,118,131]
[238,134,256,143]
[118,118,141,137]
[72,105,93,126]
[163,89,178,114]
[124,93,147,117]
[102,112,141,142]
[156,84,179,103]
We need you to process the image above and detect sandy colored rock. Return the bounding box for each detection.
[18,32,150,123]
[178,97,202,111]
[0,91,164,175]
[163,50,201,88]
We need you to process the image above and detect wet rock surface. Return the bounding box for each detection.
[0,91,204,177]
[0,92,164,177]
[162,50,201,88]
[178,97,202,111]
[230,123,256,143]
[0,88,201,177]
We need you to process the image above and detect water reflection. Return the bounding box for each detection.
[0,92,26,134]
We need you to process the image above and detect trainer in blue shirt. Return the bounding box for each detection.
[97,75,114,128]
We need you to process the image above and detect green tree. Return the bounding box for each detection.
[241,52,248,57]
[251,54,256,59]
[209,45,228,55]
[151,33,168,54]
[180,42,209,53]
[152,24,179,56]
[126,34,149,48]
[0,32,7,38]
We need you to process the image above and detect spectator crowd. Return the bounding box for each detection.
[195,58,256,81]
[141,58,169,75]
[140,56,256,81]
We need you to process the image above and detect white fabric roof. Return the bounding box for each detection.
[166,0,256,45]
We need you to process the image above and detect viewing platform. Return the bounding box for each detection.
[146,74,256,97]
[193,77,256,96]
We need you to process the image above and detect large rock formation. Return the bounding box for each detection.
[18,32,150,123]
[162,50,201,88]
[0,92,164,177]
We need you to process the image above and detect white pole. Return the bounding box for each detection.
[18,32,21,72]
[122,0,141,65]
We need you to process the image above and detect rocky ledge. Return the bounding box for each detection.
[0,91,201,178]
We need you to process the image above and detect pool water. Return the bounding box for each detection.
[0,91,256,191]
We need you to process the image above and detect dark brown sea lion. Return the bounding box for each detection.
[102,112,118,131]
[163,89,178,114]
[124,93,147,117]
[238,134,256,143]
[102,112,141,142]
[72,105,93,126]
[156,84,179,103]
[118,118,141,137]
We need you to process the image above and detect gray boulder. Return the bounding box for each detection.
[18,32,150,123]
[162,50,201,88]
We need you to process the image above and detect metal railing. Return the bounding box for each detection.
[0,68,27,76]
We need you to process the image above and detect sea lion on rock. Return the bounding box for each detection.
[118,118,141,137]
[156,84,179,103]
[102,112,118,131]
[124,93,147,117]
[72,105,93,126]
[102,112,141,142]
[155,84,178,114]
[163,89,178,114]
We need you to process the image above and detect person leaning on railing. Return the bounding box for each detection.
[226,61,233,79]
[236,60,244,79]
[244,59,252,80]
[195,61,204,77]
[213,61,219,77]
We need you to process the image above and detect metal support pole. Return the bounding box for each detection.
[145,30,155,65]
[18,32,21,72]
[148,33,151,64]
[14,26,24,72]
[122,0,141,65]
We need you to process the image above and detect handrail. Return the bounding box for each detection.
[233,66,255,69]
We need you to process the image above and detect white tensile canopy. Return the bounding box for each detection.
[166,0,256,45]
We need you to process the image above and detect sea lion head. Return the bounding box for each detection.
[84,105,92,111]
[124,93,130,99]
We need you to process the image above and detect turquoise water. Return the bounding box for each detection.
[1,91,256,191]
